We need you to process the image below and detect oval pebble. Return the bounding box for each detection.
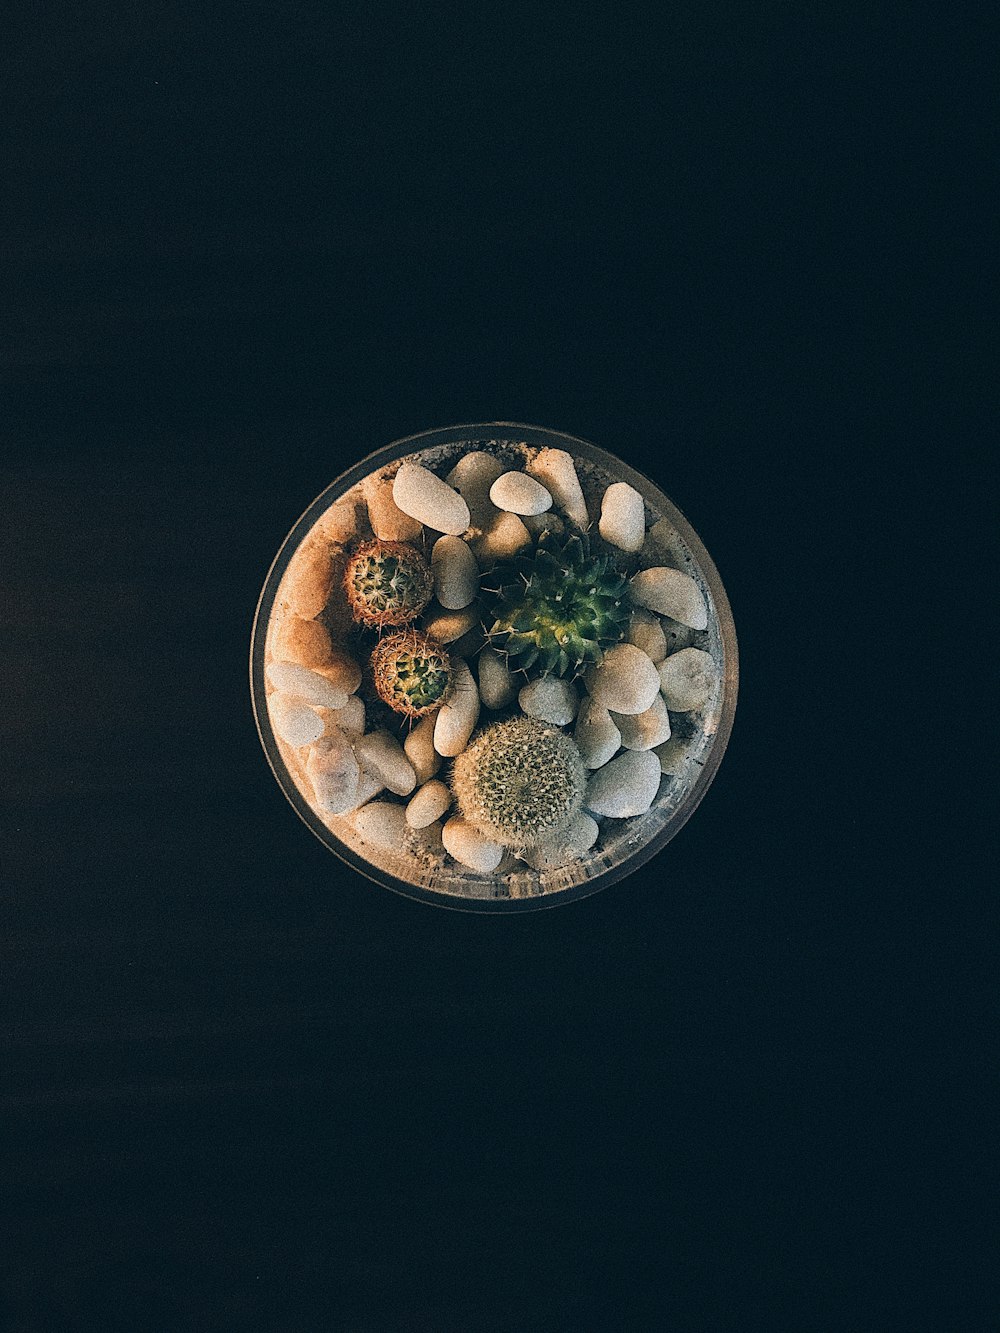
[629,567,708,630]
[268,693,325,746]
[422,603,479,644]
[653,736,688,775]
[313,500,359,546]
[342,768,384,812]
[517,812,599,871]
[271,615,333,669]
[527,448,589,527]
[477,648,516,709]
[657,648,718,711]
[321,693,365,737]
[598,481,645,553]
[584,749,661,818]
[366,475,423,542]
[445,452,504,529]
[355,729,416,796]
[473,511,532,564]
[610,694,672,751]
[265,661,349,710]
[306,731,361,815]
[585,643,661,715]
[489,471,553,517]
[285,538,333,619]
[519,676,579,726]
[431,535,479,609]
[442,816,504,873]
[626,609,667,663]
[403,713,442,785]
[392,463,470,536]
[574,696,622,769]
[405,779,452,829]
[353,801,410,852]
[433,659,480,757]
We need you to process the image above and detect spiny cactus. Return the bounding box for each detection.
[451,715,586,847]
[344,539,432,629]
[371,630,452,717]
[482,529,630,678]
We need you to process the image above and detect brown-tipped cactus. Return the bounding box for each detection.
[482,529,630,679]
[371,630,452,718]
[343,539,433,629]
[450,715,586,847]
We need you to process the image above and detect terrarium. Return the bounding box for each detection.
[250,423,737,911]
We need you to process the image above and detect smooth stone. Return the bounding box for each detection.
[306,731,362,815]
[521,510,565,539]
[265,661,349,710]
[431,535,479,609]
[527,448,589,527]
[405,779,452,829]
[584,749,661,818]
[355,729,416,796]
[442,816,504,873]
[584,643,661,715]
[433,660,480,756]
[629,567,708,630]
[321,694,365,737]
[320,647,363,696]
[517,812,599,871]
[653,737,688,775]
[366,475,423,542]
[270,614,333,668]
[403,713,442,785]
[285,538,334,619]
[392,463,470,535]
[268,693,325,746]
[645,517,677,551]
[473,511,532,564]
[625,609,667,663]
[448,625,486,660]
[657,648,718,711]
[341,768,384,812]
[574,696,622,769]
[489,471,553,517]
[610,695,672,751]
[313,500,359,545]
[476,648,516,709]
[353,801,409,852]
[445,452,504,529]
[519,676,579,726]
[598,481,645,552]
[421,603,479,643]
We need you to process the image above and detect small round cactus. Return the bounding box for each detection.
[371,630,452,717]
[451,715,586,847]
[343,539,433,629]
[482,529,630,679]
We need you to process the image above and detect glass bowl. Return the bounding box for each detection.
[250,422,738,912]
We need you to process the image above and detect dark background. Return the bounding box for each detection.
[2,4,990,1330]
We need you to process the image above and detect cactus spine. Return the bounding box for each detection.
[344,539,433,629]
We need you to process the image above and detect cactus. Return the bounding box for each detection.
[451,715,586,847]
[343,539,433,629]
[482,529,630,679]
[371,630,452,717]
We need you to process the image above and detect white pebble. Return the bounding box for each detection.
[517,812,599,871]
[629,567,708,630]
[445,452,504,528]
[598,481,645,552]
[585,643,661,715]
[653,737,688,775]
[355,729,417,796]
[657,648,719,711]
[306,731,362,815]
[321,694,365,737]
[442,816,504,873]
[610,695,672,750]
[519,676,579,726]
[433,660,480,756]
[477,648,516,709]
[405,779,452,829]
[625,609,667,663]
[343,768,384,811]
[574,696,622,769]
[353,801,409,852]
[473,511,532,564]
[268,693,325,746]
[403,713,442,785]
[392,463,470,536]
[489,471,553,517]
[266,661,349,710]
[584,750,661,818]
[366,475,423,542]
[431,535,479,609]
[527,448,589,527]
[422,603,479,644]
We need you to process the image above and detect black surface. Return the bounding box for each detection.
[2,4,989,1330]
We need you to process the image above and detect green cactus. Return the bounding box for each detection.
[371,630,452,717]
[451,716,586,847]
[482,529,630,678]
[344,539,433,629]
